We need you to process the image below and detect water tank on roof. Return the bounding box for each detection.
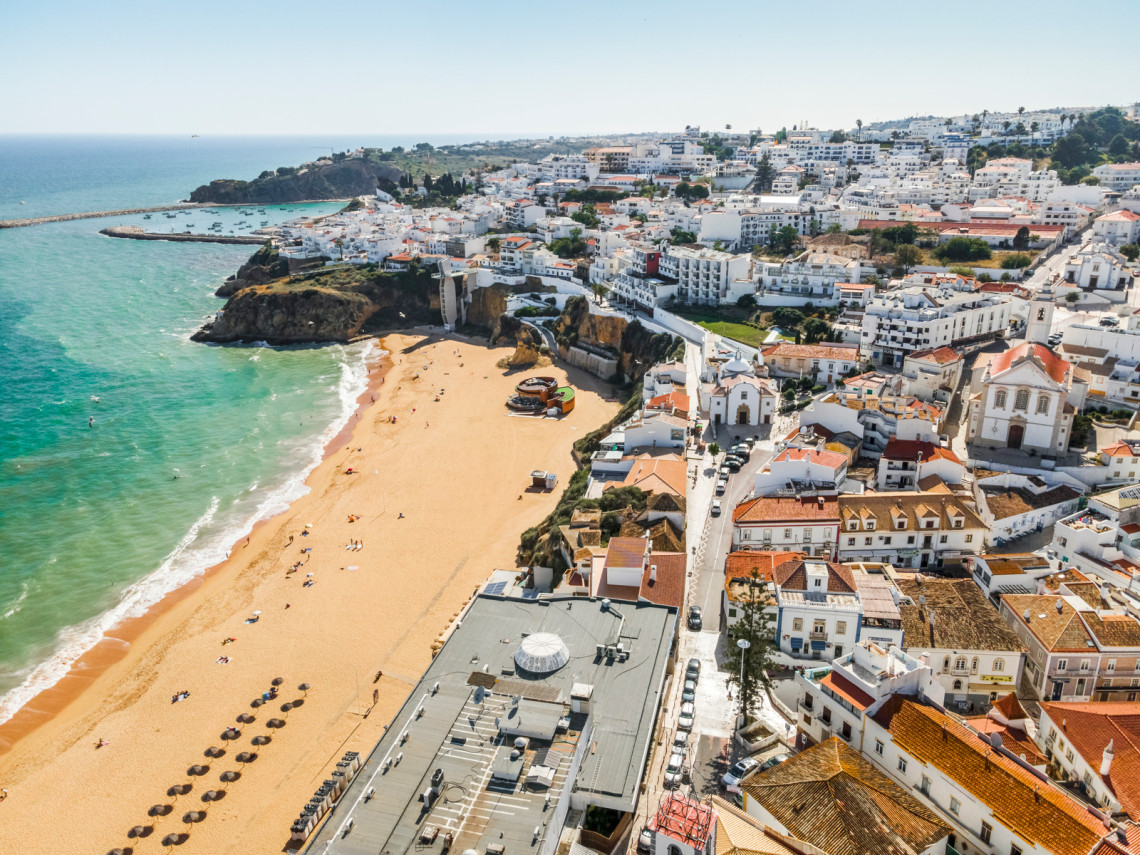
[514,633,570,674]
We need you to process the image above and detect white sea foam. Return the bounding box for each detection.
[2,583,31,620]
[0,342,378,726]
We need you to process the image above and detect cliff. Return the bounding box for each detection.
[189,159,403,205]
[553,296,681,382]
[192,262,442,345]
[214,244,329,297]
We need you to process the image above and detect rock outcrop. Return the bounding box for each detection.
[215,246,329,297]
[189,159,403,205]
[552,295,681,382]
[192,261,441,344]
[491,314,547,366]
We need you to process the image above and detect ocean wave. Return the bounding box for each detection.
[2,583,31,620]
[0,342,374,726]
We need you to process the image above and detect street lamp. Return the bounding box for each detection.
[737,638,751,723]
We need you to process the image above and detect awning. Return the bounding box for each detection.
[811,640,827,650]
[789,637,804,649]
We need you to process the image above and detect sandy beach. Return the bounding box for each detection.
[0,332,619,854]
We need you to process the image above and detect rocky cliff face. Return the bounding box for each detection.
[465,282,509,331]
[552,295,680,382]
[192,260,441,345]
[214,245,330,297]
[189,159,403,204]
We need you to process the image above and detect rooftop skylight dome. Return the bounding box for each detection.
[514,633,570,674]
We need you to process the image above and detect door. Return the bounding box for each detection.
[1008,424,1024,449]
[736,404,752,425]
[1051,681,1063,701]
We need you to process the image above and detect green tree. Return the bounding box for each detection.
[670,228,698,244]
[894,243,922,274]
[1052,132,1090,169]
[802,317,832,343]
[486,237,501,253]
[771,307,804,328]
[708,442,721,457]
[737,294,757,309]
[1120,244,1140,263]
[754,154,774,192]
[773,225,799,255]
[726,571,776,722]
[855,119,863,140]
[1000,253,1033,269]
[1012,226,1031,252]
[590,280,610,304]
[571,204,600,228]
[934,237,992,263]
[829,130,846,143]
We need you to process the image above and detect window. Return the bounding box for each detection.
[783,529,792,539]
[1058,659,1067,671]
[1014,389,1029,411]
[955,657,967,670]
[847,537,855,546]
[793,618,803,632]
[940,534,948,544]
[908,535,916,544]
[1037,395,1050,415]
[953,679,963,690]
[874,739,884,756]
[950,797,961,816]
[836,621,847,635]
[1108,659,1117,671]
[813,620,825,633]
[993,658,1004,672]
[995,390,1007,408]
[898,758,908,773]
[980,822,993,844]
[866,520,876,531]
[1081,659,1091,672]
[896,519,906,530]
[822,707,832,724]
[1012,846,1023,855]
[865,537,872,546]
[971,657,979,673]
[918,774,931,795]
[966,534,973,543]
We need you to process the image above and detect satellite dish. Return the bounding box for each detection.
[511,695,521,708]
[474,686,486,705]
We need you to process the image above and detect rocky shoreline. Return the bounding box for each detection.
[100,225,269,245]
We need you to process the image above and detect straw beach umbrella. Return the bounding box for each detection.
[149,804,173,817]
[219,770,240,783]
[221,728,241,740]
[267,718,286,729]
[271,677,285,687]
[235,751,258,764]
[298,682,311,694]
[187,765,209,777]
[182,810,206,823]
[162,832,188,846]
[127,826,151,839]
[250,698,265,708]
[236,713,255,724]
[204,746,225,758]
[202,790,224,802]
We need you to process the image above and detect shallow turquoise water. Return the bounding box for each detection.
[0,135,454,719]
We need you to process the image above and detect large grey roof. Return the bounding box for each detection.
[304,595,676,855]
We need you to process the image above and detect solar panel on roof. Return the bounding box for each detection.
[485,581,508,595]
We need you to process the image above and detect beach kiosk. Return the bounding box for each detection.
[530,470,558,491]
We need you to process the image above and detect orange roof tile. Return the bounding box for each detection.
[1040,701,1140,820]
[989,342,1071,385]
[874,698,1107,855]
[733,495,839,524]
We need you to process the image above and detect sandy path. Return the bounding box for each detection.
[0,332,618,855]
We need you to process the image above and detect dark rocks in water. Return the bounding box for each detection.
[189,159,402,205]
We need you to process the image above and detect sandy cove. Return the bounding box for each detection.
[0,332,619,855]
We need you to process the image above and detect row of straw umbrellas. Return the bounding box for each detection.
[107,679,310,853]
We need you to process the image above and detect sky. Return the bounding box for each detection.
[3,0,1138,138]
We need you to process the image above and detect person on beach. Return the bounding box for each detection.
[95,738,108,749]
[287,535,294,546]
[0,788,7,801]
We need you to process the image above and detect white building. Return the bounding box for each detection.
[967,553,1055,604]
[860,285,1011,368]
[753,447,849,496]
[1092,161,1140,191]
[901,347,964,404]
[754,251,863,305]
[837,492,986,572]
[1092,209,1140,246]
[700,354,776,427]
[1061,241,1131,289]
[661,245,752,306]
[966,343,1085,455]
[732,495,839,559]
[876,438,964,491]
[975,472,1082,544]
[794,641,944,751]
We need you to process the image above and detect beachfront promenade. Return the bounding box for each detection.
[0,203,215,229]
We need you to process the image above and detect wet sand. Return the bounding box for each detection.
[0,332,618,855]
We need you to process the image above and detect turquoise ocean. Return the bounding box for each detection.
[0,134,465,723]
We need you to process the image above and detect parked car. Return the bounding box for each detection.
[715,478,727,495]
[673,731,690,755]
[678,702,695,731]
[759,752,790,772]
[730,445,751,461]
[688,605,703,630]
[686,658,701,682]
[724,458,743,472]
[718,465,730,478]
[682,680,697,703]
[1100,316,1119,327]
[722,757,760,788]
[743,437,757,448]
[711,499,722,516]
[664,752,686,788]
[638,828,654,854]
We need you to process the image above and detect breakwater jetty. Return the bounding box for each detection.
[100,226,269,246]
[0,203,216,229]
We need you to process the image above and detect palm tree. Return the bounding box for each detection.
[590,281,609,305]
[856,119,863,141]
[1018,106,1026,120]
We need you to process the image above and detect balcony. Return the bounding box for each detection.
[809,630,828,641]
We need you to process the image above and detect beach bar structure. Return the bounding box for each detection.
[301,595,677,855]
[530,470,559,491]
[507,376,576,415]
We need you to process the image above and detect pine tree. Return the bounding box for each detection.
[726,570,776,723]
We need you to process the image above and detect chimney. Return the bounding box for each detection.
[650,564,658,584]
[818,496,824,507]
[1055,598,1064,614]
[1101,740,1115,776]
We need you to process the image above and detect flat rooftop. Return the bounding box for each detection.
[304,595,677,855]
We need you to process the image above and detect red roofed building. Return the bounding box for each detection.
[877,438,964,491]
[591,535,686,611]
[967,342,1087,455]
[648,792,714,855]
[902,346,964,403]
[732,496,839,559]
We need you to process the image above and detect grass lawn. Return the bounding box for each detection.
[915,248,1039,271]
[673,308,768,348]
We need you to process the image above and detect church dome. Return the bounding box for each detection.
[514,633,569,674]
[721,354,755,378]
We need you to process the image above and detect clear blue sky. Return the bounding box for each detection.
[3,0,1137,137]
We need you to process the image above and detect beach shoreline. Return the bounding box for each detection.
[0,331,619,855]
[0,340,392,755]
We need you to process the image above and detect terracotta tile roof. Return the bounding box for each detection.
[1002,594,1097,652]
[603,536,646,570]
[993,691,1030,722]
[963,714,1048,765]
[882,438,962,464]
[873,698,1107,855]
[1040,701,1140,820]
[981,484,1081,521]
[774,558,857,594]
[1103,441,1140,458]
[647,391,691,416]
[1064,581,1107,610]
[978,553,1051,576]
[761,342,860,362]
[733,495,839,524]
[908,346,962,365]
[897,578,1026,652]
[821,671,875,711]
[710,795,803,855]
[724,551,804,584]
[838,492,985,533]
[989,342,1071,384]
[620,517,684,553]
[608,456,688,498]
[650,792,715,848]
[1082,612,1140,648]
[741,737,948,855]
[774,447,848,469]
[639,552,686,610]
